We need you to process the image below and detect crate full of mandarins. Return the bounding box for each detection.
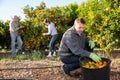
[81,58,111,80]
[81,60,107,69]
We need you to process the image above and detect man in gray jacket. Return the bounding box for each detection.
[59,18,101,76]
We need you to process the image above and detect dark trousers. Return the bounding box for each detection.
[60,55,80,71]
[60,47,93,72]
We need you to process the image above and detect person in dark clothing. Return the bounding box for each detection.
[58,18,101,76]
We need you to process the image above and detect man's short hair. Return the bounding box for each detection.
[75,18,86,24]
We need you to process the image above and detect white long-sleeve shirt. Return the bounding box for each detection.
[44,22,58,35]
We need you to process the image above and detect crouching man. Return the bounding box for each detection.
[58,18,101,76]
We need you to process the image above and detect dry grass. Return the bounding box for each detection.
[0,51,119,80]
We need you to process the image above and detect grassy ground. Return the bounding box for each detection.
[0,49,120,80]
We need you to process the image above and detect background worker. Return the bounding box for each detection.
[9,15,24,55]
[43,18,58,57]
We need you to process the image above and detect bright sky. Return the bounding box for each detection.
[0,0,86,21]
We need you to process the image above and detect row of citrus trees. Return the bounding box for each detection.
[0,20,10,49]
[0,0,120,56]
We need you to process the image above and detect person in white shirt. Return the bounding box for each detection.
[43,18,58,57]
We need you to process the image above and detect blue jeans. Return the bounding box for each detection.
[10,32,23,54]
[49,34,58,52]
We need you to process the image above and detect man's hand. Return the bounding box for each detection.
[89,53,101,62]
[89,40,95,49]
[42,33,46,35]
[20,25,24,28]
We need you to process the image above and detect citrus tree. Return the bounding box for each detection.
[77,0,120,57]
[22,2,79,50]
[0,20,10,49]
[0,20,5,48]
[1,0,119,55]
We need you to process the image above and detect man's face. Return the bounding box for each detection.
[74,21,85,33]
[13,16,19,22]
